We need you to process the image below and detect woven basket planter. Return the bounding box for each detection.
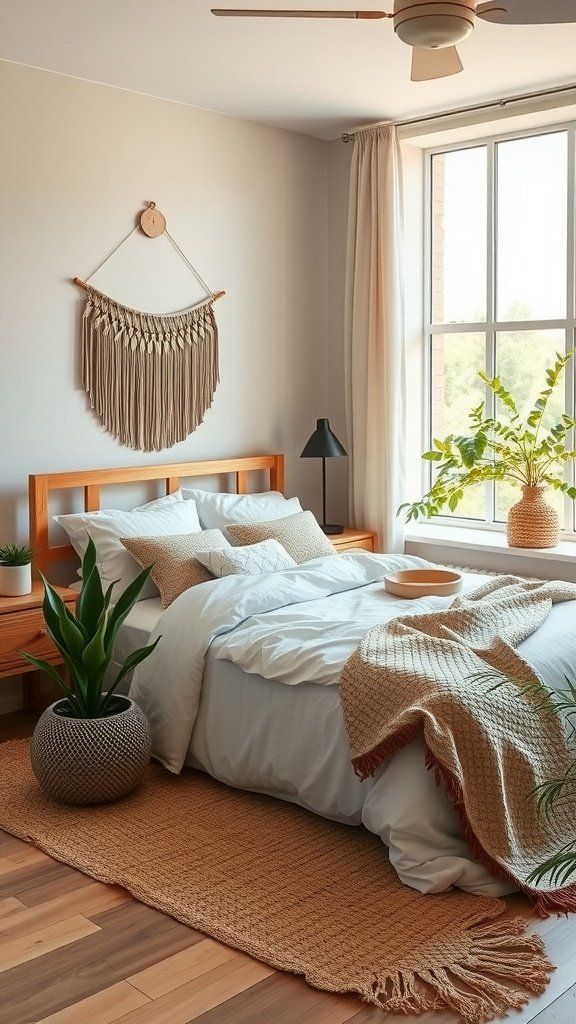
[30,696,151,806]
[507,485,560,549]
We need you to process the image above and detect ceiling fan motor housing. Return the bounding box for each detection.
[394,0,476,48]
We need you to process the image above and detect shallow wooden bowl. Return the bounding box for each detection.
[384,568,463,599]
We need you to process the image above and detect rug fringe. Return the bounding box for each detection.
[358,917,555,1024]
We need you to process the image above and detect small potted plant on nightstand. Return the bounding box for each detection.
[0,544,35,597]
[21,536,160,806]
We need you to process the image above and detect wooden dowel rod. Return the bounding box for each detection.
[71,277,225,302]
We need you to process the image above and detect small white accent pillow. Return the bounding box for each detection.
[195,539,297,578]
[182,489,302,540]
[55,498,202,601]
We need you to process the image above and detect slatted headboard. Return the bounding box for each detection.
[29,454,285,578]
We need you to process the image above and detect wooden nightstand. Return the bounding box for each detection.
[330,528,377,553]
[0,582,77,714]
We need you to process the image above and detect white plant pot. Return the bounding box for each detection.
[0,563,32,597]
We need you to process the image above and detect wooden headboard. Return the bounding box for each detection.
[29,454,285,577]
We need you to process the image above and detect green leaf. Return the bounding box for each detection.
[75,564,104,637]
[81,611,110,679]
[453,432,487,469]
[81,534,97,580]
[102,636,162,712]
[18,653,72,697]
[104,565,154,651]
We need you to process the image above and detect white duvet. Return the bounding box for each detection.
[130,550,576,898]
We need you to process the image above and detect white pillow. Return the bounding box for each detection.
[55,498,201,601]
[195,539,297,577]
[182,489,302,540]
[55,490,184,564]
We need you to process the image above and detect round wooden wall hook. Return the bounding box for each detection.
[140,201,166,238]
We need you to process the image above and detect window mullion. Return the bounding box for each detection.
[485,140,496,525]
[566,126,576,532]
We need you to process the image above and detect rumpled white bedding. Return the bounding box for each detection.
[130,550,576,898]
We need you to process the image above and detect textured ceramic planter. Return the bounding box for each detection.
[507,485,560,549]
[0,563,32,596]
[30,696,151,805]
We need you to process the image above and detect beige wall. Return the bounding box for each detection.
[0,60,330,546]
[0,61,337,711]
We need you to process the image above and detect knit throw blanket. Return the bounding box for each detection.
[339,575,576,915]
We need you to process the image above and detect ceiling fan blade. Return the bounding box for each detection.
[477,0,576,24]
[410,46,463,82]
[211,9,391,18]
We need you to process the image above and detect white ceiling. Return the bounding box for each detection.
[1,1,576,139]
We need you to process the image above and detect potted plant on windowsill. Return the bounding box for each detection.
[21,537,160,805]
[0,544,35,597]
[400,351,576,548]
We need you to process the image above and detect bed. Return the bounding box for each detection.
[29,455,576,902]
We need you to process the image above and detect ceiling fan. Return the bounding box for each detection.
[211,1,576,82]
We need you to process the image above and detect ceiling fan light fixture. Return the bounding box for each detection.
[394,1,475,48]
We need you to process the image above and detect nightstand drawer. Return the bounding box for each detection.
[335,537,375,553]
[0,606,60,673]
[331,530,377,553]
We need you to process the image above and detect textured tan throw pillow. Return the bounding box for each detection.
[227,511,336,564]
[120,530,230,608]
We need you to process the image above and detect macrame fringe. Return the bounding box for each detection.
[81,285,219,452]
[344,917,553,1024]
[425,749,576,919]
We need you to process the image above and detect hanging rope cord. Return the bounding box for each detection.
[84,227,217,304]
[164,231,215,300]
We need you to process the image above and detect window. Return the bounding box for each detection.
[427,126,575,532]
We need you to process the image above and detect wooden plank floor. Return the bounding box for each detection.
[1,714,575,1024]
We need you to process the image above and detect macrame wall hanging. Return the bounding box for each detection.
[73,202,225,453]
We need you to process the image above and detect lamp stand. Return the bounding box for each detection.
[320,456,343,535]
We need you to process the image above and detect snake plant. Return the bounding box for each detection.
[20,537,160,718]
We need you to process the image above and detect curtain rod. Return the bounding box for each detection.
[341,81,576,141]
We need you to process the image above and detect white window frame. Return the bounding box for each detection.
[422,121,576,538]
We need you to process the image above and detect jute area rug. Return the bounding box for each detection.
[0,740,553,1023]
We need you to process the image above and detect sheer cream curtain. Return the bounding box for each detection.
[344,125,406,553]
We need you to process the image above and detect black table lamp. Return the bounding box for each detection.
[300,418,347,535]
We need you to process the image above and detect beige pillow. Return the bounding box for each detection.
[227,511,337,564]
[120,530,230,608]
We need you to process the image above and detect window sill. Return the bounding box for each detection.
[404,522,576,582]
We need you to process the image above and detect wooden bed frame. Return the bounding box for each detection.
[29,454,285,578]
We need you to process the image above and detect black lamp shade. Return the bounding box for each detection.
[300,418,347,459]
[300,419,347,535]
